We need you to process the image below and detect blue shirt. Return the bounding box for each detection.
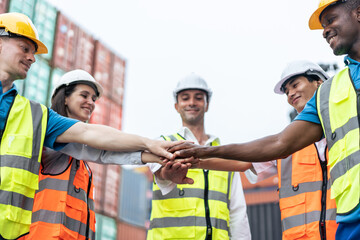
[0,82,78,150]
[295,56,360,223]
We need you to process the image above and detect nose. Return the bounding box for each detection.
[287,88,296,101]
[323,27,330,40]
[27,53,36,63]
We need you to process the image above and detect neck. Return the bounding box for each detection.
[183,122,208,146]
[0,71,15,93]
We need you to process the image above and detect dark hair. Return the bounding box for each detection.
[280,74,321,93]
[51,84,78,117]
[344,0,360,11]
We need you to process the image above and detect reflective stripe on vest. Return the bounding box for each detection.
[0,95,47,239]
[277,143,337,240]
[147,133,232,240]
[28,157,96,240]
[316,67,360,214]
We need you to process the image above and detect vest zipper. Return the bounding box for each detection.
[203,169,212,240]
[315,143,328,240]
[85,161,92,240]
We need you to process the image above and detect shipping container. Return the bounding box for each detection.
[23,56,51,105]
[111,55,126,103]
[47,67,65,106]
[95,214,117,240]
[119,168,150,227]
[93,41,113,98]
[247,202,282,240]
[8,0,36,20]
[108,100,122,129]
[117,221,146,240]
[33,0,57,61]
[88,162,106,212]
[14,79,25,95]
[240,172,278,190]
[103,165,121,218]
[0,0,8,13]
[90,95,112,125]
[52,12,78,72]
[74,28,96,73]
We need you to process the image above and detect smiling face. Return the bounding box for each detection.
[65,84,98,122]
[321,3,360,58]
[175,89,209,126]
[283,76,322,113]
[0,37,36,80]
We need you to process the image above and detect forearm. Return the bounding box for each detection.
[197,158,252,172]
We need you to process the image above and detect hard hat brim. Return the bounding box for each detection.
[28,36,48,54]
[309,2,335,30]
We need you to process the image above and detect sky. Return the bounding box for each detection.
[48,0,343,144]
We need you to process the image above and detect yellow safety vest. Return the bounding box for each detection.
[0,94,47,239]
[316,67,360,214]
[147,133,234,240]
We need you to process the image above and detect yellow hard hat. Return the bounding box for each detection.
[309,0,342,30]
[0,12,47,54]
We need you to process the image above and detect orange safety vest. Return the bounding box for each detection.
[24,156,96,240]
[277,143,337,240]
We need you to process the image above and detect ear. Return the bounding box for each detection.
[355,5,360,22]
[205,102,209,112]
[175,102,180,113]
[316,80,324,87]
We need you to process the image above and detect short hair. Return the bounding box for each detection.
[344,0,360,11]
[280,74,321,93]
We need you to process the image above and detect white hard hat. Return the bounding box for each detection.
[274,60,329,94]
[173,73,212,102]
[52,69,103,98]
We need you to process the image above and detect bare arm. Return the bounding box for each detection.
[56,122,182,159]
[194,158,252,172]
[172,120,323,162]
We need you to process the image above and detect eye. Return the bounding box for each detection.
[92,96,97,102]
[81,94,87,99]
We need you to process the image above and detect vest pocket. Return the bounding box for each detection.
[279,194,306,239]
[292,152,317,184]
[161,207,196,239]
[3,134,33,158]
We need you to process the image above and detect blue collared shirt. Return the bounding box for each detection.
[295,56,360,223]
[0,81,78,150]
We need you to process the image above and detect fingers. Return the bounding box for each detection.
[168,142,196,153]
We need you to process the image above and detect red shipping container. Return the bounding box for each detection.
[103,165,121,218]
[111,55,126,104]
[52,13,78,72]
[0,0,8,14]
[87,162,105,212]
[75,28,96,74]
[117,221,146,240]
[93,41,113,98]
[109,100,122,130]
[90,95,111,125]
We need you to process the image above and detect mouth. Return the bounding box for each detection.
[292,96,301,105]
[21,62,31,71]
[327,34,336,47]
[82,107,93,114]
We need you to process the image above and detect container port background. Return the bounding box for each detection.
[0,0,342,239]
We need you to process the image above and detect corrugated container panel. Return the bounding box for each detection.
[47,67,65,106]
[52,12,78,72]
[23,56,51,105]
[111,55,125,103]
[33,0,57,61]
[247,202,282,240]
[74,28,95,73]
[0,0,9,13]
[108,100,122,130]
[117,221,146,240]
[240,172,278,190]
[245,190,279,205]
[8,0,36,19]
[119,168,149,226]
[88,162,106,212]
[93,41,113,98]
[103,165,121,218]
[89,95,111,125]
[95,214,117,240]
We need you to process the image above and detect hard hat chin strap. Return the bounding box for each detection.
[0,28,38,52]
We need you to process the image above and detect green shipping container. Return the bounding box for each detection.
[33,0,57,60]
[8,0,36,20]
[47,67,65,106]
[23,56,51,105]
[13,79,25,95]
[96,214,117,240]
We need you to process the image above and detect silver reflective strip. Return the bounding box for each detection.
[149,216,228,231]
[32,209,95,238]
[282,211,320,231]
[226,172,232,210]
[327,116,358,150]
[1,155,40,175]
[29,100,44,162]
[0,189,34,211]
[279,181,323,198]
[318,78,332,147]
[330,150,360,183]
[168,135,178,141]
[326,208,337,221]
[153,188,228,203]
[37,178,68,192]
